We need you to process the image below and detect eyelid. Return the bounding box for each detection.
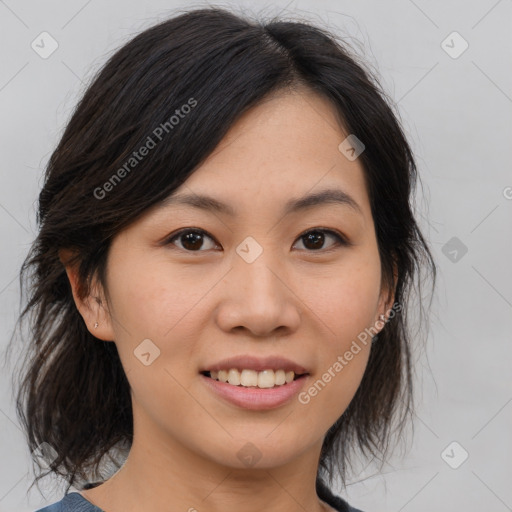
[163,227,219,250]
[293,227,351,250]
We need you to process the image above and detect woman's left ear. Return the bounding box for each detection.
[375,262,398,333]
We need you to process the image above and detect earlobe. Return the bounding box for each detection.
[375,265,398,334]
[59,249,115,342]
[85,294,115,342]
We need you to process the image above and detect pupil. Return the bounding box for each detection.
[304,231,324,250]
[182,231,203,250]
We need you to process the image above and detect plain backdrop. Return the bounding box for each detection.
[0,1,511,511]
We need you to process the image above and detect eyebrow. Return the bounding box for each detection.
[160,188,362,216]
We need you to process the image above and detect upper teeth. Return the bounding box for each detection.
[210,369,296,388]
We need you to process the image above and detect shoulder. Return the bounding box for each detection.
[326,499,365,512]
[34,492,103,512]
[316,478,365,512]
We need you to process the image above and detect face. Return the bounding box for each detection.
[74,88,392,471]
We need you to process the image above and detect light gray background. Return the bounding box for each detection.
[1,1,511,511]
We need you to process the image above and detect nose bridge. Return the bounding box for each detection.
[215,236,300,336]
[234,239,285,308]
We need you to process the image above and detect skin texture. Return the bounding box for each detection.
[62,88,394,512]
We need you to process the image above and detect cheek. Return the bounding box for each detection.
[105,252,242,413]
[107,252,213,339]
[302,253,382,345]
[105,257,208,421]
[295,252,381,424]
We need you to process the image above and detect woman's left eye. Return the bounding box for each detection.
[293,228,348,252]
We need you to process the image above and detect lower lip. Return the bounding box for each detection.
[200,374,309,410]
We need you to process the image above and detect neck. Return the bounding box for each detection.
[82,409,331,512]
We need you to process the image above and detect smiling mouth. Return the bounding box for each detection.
[201,369,308,389]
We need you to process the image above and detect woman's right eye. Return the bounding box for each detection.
[166,228,220,252]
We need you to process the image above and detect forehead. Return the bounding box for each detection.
[170,89,370,215]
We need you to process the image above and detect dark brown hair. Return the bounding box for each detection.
[10,6,436,495]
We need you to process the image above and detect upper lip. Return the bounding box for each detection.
[201,355,309,374]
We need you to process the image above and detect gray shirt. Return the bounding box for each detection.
[35,479,364,512]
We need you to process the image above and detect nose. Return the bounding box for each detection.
[214,247,301,338]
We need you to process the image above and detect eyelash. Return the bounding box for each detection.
[164,227,350,253]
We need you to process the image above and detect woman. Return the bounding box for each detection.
[13,6,436,512]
